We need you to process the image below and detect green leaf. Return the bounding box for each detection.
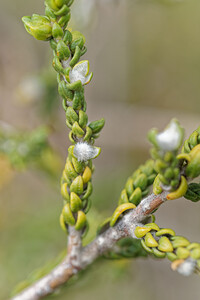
[22,15,52,41]
[184,182,200,202]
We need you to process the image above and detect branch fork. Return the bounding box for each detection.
[11,191,167,300]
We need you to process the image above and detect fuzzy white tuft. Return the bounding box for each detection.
[177,258,196,276]
[156,120,182,151]
[73,142,100,162]
[62,57,71,69]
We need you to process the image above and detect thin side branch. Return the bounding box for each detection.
[11,191,167,300]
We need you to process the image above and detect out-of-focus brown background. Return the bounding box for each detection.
[1,0,200,299]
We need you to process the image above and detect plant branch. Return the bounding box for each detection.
[67,226,82,268]
[81,191,168,266]
[11,191,167,300]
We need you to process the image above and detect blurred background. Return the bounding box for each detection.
[0,0,200,299]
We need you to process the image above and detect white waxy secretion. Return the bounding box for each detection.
[156,120,182,151]
[69,60,92,85]
[73,142,100,162]
[177,258,196,276]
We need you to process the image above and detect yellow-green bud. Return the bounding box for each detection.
[153,174,163,195]
[134,226,151,238]
[129,187,142,205]
[144,233,158,248]
[133,173,148,191]
[186,145,200,178]
[119,189,129,204]
[75,211,87,230]
[52,22,64,39]
[158,236,173,252]
[22,15,52,41]
[45,0,72,11]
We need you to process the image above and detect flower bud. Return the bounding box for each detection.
[22,14,52,41]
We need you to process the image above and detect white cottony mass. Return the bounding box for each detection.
[177,258,196,276]
[69,60,93,85]
[156,119,183,152]
[73,142,100,162]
